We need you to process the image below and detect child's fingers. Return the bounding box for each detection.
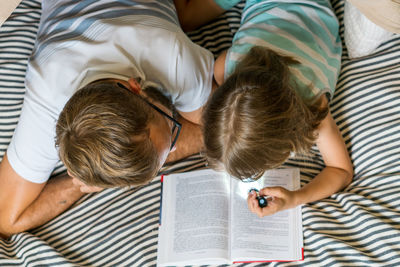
[248,188,290,217]
[257,198,283,217]
[248,196,278,217]
[259,186,287,198]
[255,204,276,217]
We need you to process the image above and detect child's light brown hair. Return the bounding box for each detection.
[203,46,328,180]
[56,80,159,188]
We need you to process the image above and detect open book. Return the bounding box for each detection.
[157,168,303,266]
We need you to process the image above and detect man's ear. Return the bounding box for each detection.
[128,78,142,94]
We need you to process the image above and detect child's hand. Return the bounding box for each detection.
[247,186,297,217]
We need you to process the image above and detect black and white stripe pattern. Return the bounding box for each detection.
[1,0,400,266]
[0,0,40,154]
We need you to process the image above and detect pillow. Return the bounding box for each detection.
[344,1,394,58]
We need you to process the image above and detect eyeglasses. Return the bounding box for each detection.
[240,171,264,183]
[117,82,182,150]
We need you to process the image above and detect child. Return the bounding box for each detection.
[175,0,353,217]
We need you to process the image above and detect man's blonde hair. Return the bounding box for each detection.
[203,46,328,180]
[56,80,159,188]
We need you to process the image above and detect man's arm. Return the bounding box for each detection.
[0,153,85,238]
[214,50,227,86]
[174,0,225,32]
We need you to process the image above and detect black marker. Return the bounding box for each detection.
[248,188,269,208]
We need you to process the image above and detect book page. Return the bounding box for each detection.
[230,168,303,262]
[157,169,231,266]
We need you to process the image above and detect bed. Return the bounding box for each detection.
[0,0,399,266]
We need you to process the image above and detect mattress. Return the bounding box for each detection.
[0,0,399,266]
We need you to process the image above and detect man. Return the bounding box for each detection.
[0,0,214,238]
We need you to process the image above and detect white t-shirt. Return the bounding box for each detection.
[7,0,214,183]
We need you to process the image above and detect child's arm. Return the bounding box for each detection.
[248,111,353,217]
[173,0,225,32]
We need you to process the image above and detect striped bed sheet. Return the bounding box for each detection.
[0,0,399,266]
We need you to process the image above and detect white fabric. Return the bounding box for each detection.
[344,1,394,58]
[0,0,22,27]
[6,0,214,183]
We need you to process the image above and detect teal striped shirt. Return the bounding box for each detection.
[214,0,342,101]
